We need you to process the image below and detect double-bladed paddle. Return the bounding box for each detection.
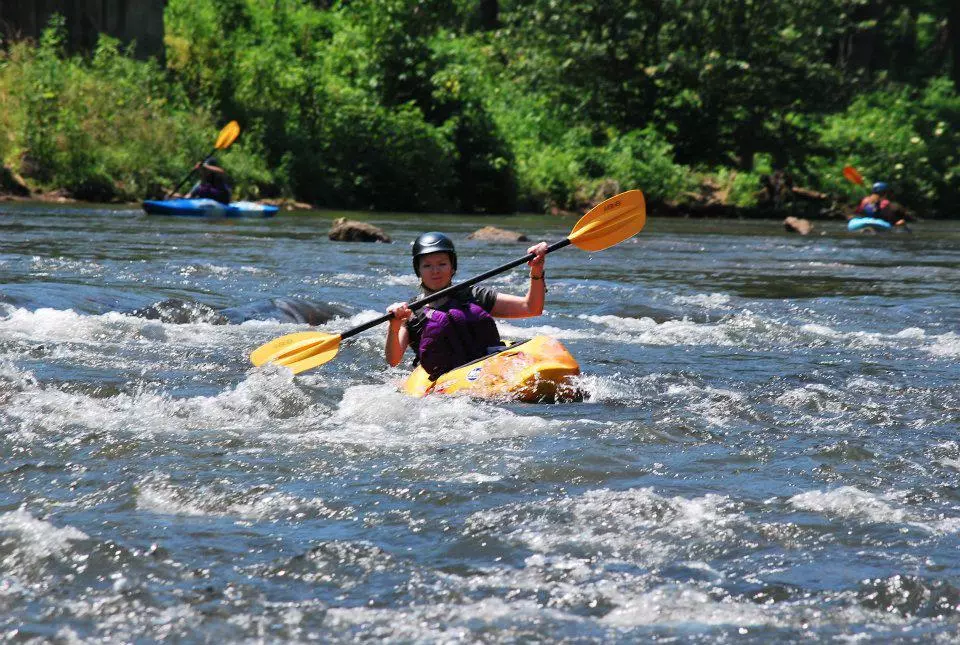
[166,120,241,199]
[250,189,647,374]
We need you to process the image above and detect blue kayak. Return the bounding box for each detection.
[142,199,279,218]
[847,216,892,232]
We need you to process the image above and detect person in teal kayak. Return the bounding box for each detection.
[856,181,906,226]
[186,157,232,204]
[385,232,549,380]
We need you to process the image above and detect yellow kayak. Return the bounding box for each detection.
[401,335,581,403]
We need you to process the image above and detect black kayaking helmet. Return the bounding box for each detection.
[412,232,457,276]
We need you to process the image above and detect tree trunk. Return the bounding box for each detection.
[0,0,164,59]
[478,0,498,31]
[838,1,884,72]
[951,0,960,89]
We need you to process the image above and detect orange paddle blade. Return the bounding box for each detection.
[843,165,863,186]
[568,189,646,252]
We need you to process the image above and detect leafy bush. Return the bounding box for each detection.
[599,128,692,202]
[1,1,957,215]
[291,91,458,211]
[0,16,266,200]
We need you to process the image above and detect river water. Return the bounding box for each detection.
[1,202,959,642]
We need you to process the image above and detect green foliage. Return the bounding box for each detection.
[0,15,266,200]
[162,0,514,212]
[496,0,846,169]
[292,92,459,211]
[2,0,959,215]
[599,128,692,202]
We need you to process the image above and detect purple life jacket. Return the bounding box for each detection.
[191,182,232,205]
[416,301,503,380]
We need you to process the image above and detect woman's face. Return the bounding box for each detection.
[418,252,454,290]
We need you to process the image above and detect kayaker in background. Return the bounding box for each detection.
[385,232,549,380]
[186,157,232,204]
[856,181,906,226]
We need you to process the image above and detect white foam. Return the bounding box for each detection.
[495,320,577,340]
[568,308,960,358]
[682,386,747,428]
[2,367,315,442]
[927,331,960,358]
[324,597,578,640]
[30,256,104,277]
[775,384,846,416]
[313,384,553,447]
[0,360,39,393]
[452,473,503,483]
[382,274,420,287]
[468,487,745,565]
[894,327,926,340]
[845,376,884,392]
[601,585,776,628]
[0,306,233,350]
[572,373,633,402]
[137,478,350,521]
[672,293,733,309]
[790,487,908,524]
[175,263,235,278]
[789,486,960,534]
[0,508,87,561]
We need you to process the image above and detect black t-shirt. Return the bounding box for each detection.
[405,285,498,362]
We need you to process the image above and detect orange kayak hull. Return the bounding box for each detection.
[401,336,581,403]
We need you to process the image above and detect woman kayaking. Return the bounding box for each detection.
[186,157,232,205]
[385,232,549,380]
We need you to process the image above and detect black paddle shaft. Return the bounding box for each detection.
[166,151,215,199]
[340,237,573,341]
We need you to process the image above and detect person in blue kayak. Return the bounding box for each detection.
[385,232,549,380]
[186,157,232,204]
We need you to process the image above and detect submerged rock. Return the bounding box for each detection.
[328,218,392,243]
[224,298,347,325]
[131,297,347,326]
[131,299,228,325]
[467,226,529,243]
[258,198,314,211]
[784,216,814,235]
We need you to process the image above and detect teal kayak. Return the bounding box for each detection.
[142,199,278,218]
[847,216,892,232]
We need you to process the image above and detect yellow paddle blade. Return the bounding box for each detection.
[215,120,241,150]
[251,333,342,374]
[568,189,646,252]
[250,331,336,367]
[843,165,863,186]
[278,338,342,374]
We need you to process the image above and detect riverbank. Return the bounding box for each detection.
[0,190,849,221]
[0,188,315,212]
[0,172,862,221]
